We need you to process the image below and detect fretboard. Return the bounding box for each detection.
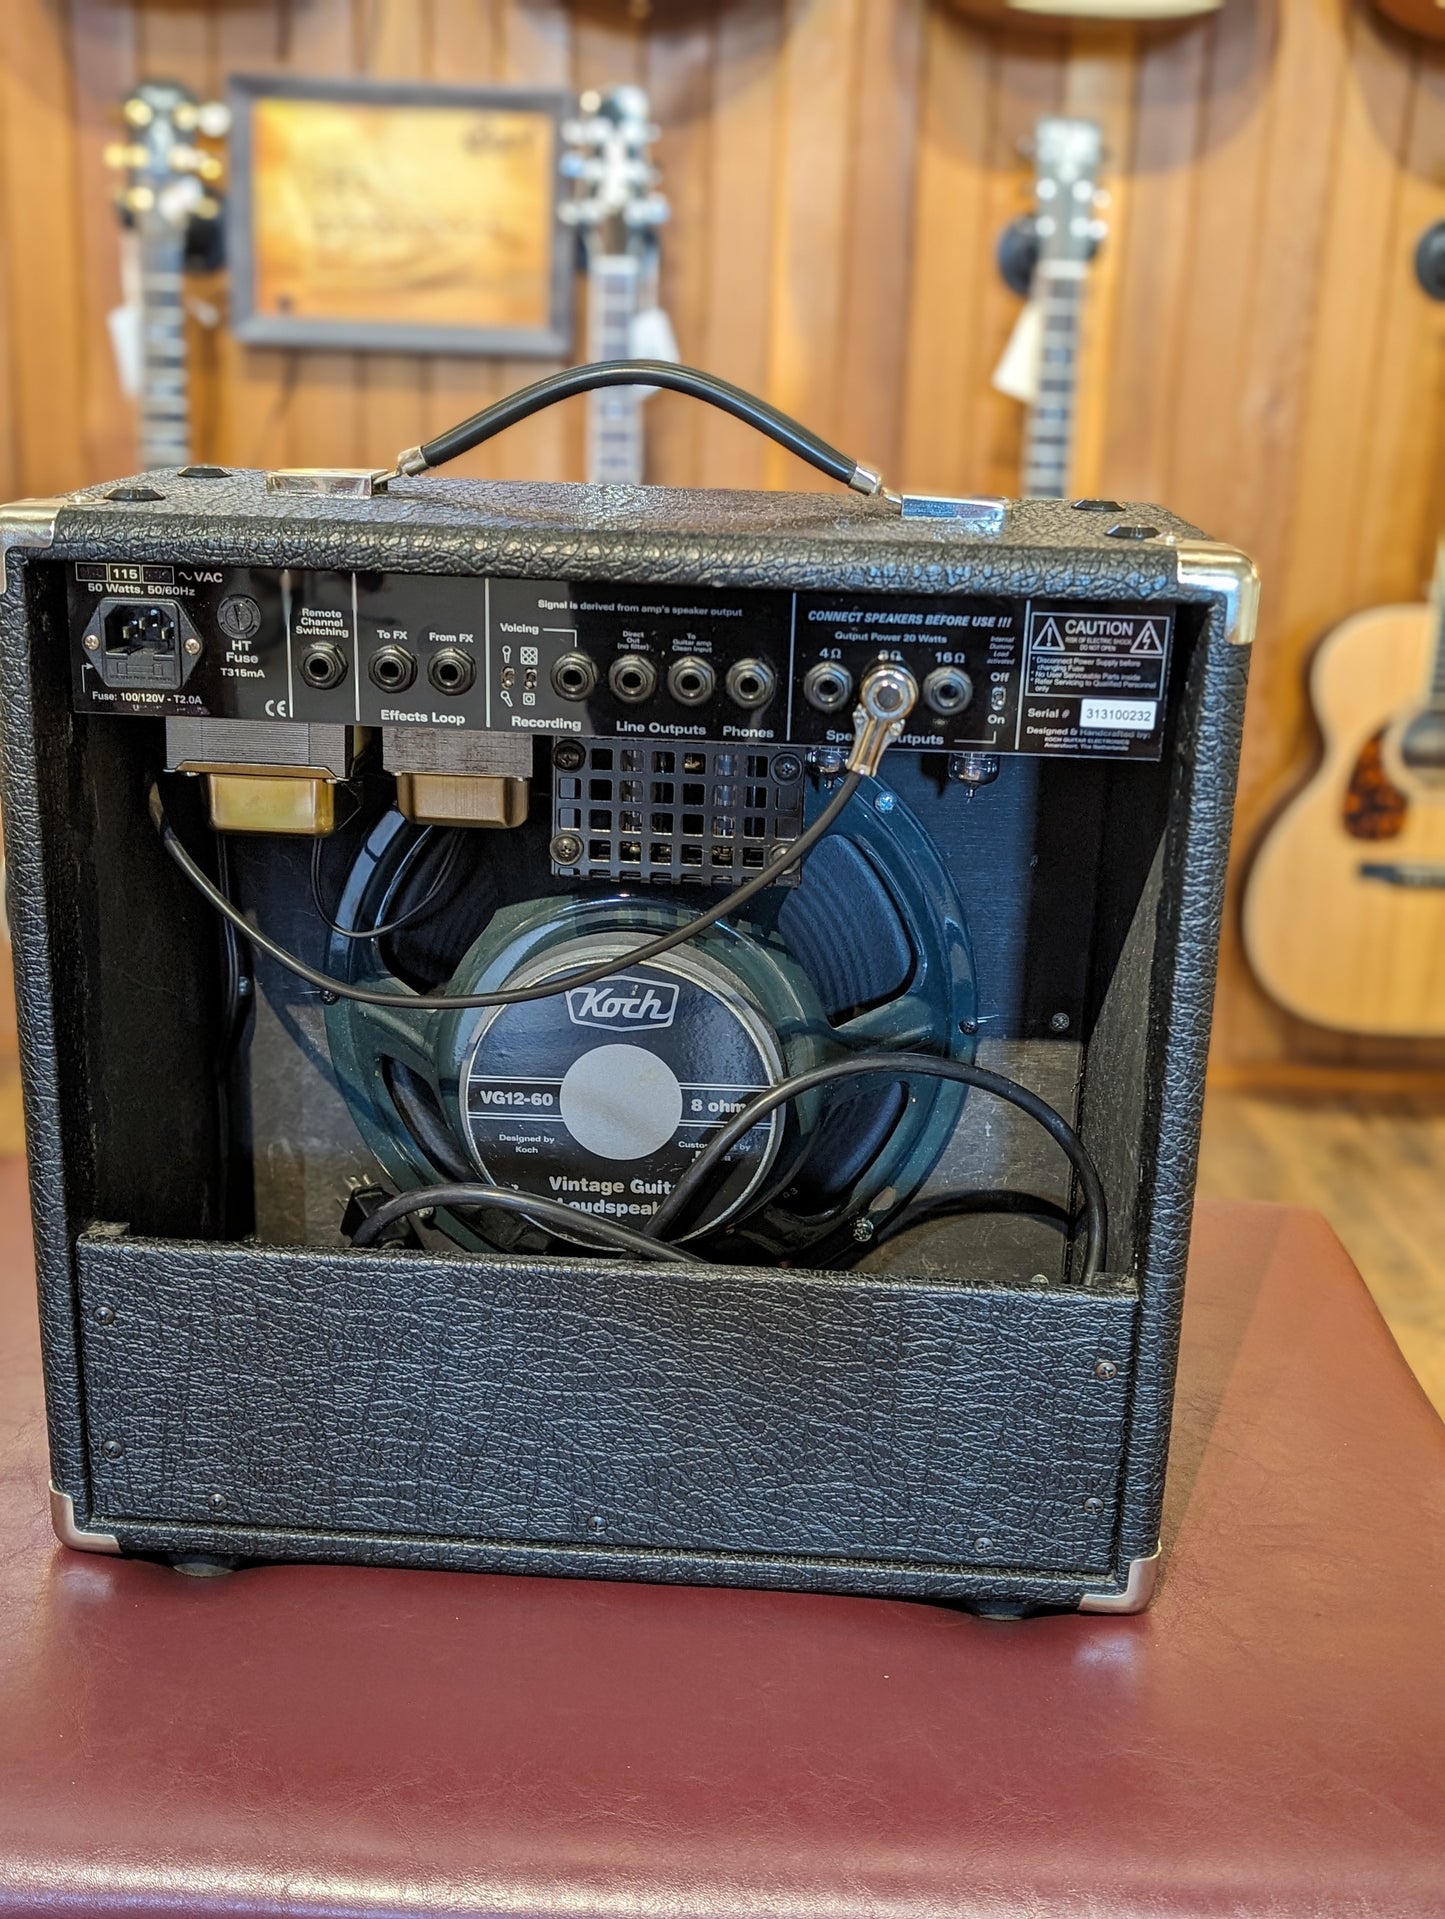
[586,252,643,486]
[1021,262,1085,501]
[1431,597,1445,705]
[138,218,190,469]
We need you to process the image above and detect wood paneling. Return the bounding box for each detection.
[2,0,1443,1088]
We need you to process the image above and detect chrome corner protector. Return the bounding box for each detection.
[1078,1546,1161,1614]
[263,468,386,498]
[1171,541,1260,648]
[900,494,1007,533]
[49,1486,123,1556]
[0,497,66,593]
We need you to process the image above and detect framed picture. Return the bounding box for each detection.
[227,74,574,355]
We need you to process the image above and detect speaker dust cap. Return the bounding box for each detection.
[460,940,786,1241]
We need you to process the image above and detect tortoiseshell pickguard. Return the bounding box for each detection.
[1343,727,1408,841]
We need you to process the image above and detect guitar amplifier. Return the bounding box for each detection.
[0,440,1255,1613]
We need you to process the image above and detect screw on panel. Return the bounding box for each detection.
[1050,1011,1071,1032]
[100,1437,124,1460]
[83,632,100,650]
[553,741,585,772]
[94,1304,116,1326]
[853,1217,876,1243]
[771,753,802,783]
[1083,1496,1105,1516]
[184,637,202,656]
[208,1491,228,1512]
[587,1514,606,1534]
[550,831,584,866]
[875,792,896,814]
[1095,1358,1118,1380]
[975,1536,994,1553]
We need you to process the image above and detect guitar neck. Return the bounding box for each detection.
[138,219,190,470]
[586,250,643,487]
[1429,593,1445,707]
[1021,261,1085,500]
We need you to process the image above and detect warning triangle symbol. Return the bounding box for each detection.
[1131,619,1165,655]
[1033,617,1065,650]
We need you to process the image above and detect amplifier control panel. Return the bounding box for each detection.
[66,564,1176,763]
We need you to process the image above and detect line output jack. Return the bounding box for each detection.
[552,651,599,701]
[803,661,853,714]
[667,656,716,707]
[368,645,416,694]
[726,658,776,711]
[609,654,658,704]
[298,641,347,691]
[428,647,476,696]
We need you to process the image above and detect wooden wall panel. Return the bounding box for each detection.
[2,0,1444,1090]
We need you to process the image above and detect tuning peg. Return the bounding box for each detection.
[173,102,199,132]
[124,185,156,213]
[197,101,231,138]
[122,96,154,128]
[195,195,220,221]
[197,153,223,182]
[579,89,602,114]
[103,140,142,171]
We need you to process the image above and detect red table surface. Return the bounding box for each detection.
[1,1163,1442,1918]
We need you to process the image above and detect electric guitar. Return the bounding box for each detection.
[1244,547,1445,1036]
[995,117,1106,501]
[106,81,229,469]
[560,86,671,486]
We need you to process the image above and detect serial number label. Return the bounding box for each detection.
[1080,698,1158,731]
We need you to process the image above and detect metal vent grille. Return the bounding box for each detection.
[550,739,807,888]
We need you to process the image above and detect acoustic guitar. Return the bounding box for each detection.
[1244,552,1445,1036]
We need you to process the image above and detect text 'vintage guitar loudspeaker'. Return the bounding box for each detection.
[0,364,1257,1613]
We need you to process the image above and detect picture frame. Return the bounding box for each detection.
[226,74,575,356]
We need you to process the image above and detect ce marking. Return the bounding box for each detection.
[265,698,289,717]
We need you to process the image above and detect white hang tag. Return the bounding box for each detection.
[992,299,1044,406]
[627,306,679,398]
[107,232,144,399]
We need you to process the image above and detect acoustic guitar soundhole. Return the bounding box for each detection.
[1342,728,1408,841]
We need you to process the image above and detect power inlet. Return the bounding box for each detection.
[81,598,202,692]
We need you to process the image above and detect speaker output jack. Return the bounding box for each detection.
[803,661,854,714]
[667,656,716,707]
[609,654,658,704]
[368,645,416,694]
[428,647,476,696]
[922,665,974,718]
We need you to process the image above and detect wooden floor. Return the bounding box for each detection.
[1198,1090,1445,1416]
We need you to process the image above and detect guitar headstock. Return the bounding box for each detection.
[559,86,669,252]
[105,80,229,234]
[1030,116,1106,270]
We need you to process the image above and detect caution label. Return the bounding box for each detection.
[1019,605,1172,759]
